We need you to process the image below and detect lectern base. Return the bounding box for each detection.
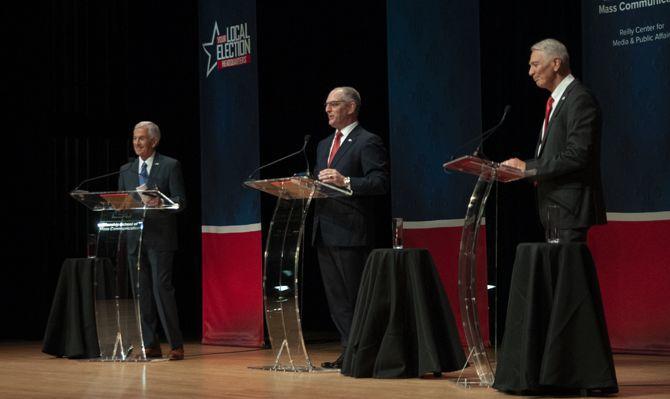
[248,365,339,373]
[454,347,494,388]
[84,357,166,363]
[454,377,493,388]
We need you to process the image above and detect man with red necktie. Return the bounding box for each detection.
[313,86,389,369]
[503,38,606,242]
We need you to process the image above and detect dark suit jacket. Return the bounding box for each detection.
[312,125,389,247]
[526,79,606,229]
[118,152,186,251]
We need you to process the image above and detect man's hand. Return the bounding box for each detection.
[318,168,346,187]
[140,192,162,207]
[501,158,526,171]
[146,196,162,207]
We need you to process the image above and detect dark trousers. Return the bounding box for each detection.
[316,245,370,349]
[129,247,183,349]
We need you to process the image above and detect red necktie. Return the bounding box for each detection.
[543,96,555,139]
[327,130,343,167]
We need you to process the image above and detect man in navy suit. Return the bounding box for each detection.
[118,121,186,360]
[503,39,606,242]
[312,87,389,368]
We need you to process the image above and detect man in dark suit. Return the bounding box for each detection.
[503,39,606,242]
[118,121,186,360]
[313,86,389,369]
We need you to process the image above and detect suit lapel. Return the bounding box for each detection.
[537,80,578,157]
[129,158,141,188]
[147,152,161,188]
[546,80,575,131]
[330,126,361,168]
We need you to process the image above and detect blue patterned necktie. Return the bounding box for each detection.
[139,161,148,186]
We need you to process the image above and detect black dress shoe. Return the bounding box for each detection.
[321,353,344,369]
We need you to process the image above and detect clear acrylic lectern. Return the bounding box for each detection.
[244,176,352,372]
[442,155,529,386]
[70,189,179,361]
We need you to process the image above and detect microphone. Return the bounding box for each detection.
[71,158,136,192]
[473,105,511,158]
[447,105,511,160]
[246,135,311,180]
[302,134,311,177]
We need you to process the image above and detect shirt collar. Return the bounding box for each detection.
[551,74,575,103]
[336,121,358,142]
[138,153,156,172]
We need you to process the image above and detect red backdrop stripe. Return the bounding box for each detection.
[589,220,670,354]
[201,230,264,347]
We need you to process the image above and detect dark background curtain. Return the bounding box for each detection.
[5,0,581,343]
[6,1,202,340]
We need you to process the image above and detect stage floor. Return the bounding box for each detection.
[1,341,669,398]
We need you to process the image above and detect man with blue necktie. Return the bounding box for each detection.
[118,121,186,360]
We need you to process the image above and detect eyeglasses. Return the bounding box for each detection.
[324,100,349,108]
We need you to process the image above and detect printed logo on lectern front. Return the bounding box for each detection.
[202,21,252,77]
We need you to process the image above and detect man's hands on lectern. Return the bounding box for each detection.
[144,196,162,207]
[137,184,163,207]
[502,158,526,171]
[319,168,346,187]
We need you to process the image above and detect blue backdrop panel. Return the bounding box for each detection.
[387,0,481,221]
[386,0,486,346]
[582,1,670,354]
[582,2,670,213]
[199,0,263,347]
[200,2,260,226]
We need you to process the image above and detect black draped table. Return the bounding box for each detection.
[42,257,110,359]
[493,243,618,395]
[342,248,465,378]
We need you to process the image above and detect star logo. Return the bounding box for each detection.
[202,22,220,77]
[201,20,251,77]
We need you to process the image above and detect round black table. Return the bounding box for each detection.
[493,243,618,395]
[42,257,110,359]
[341,248,465,378]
